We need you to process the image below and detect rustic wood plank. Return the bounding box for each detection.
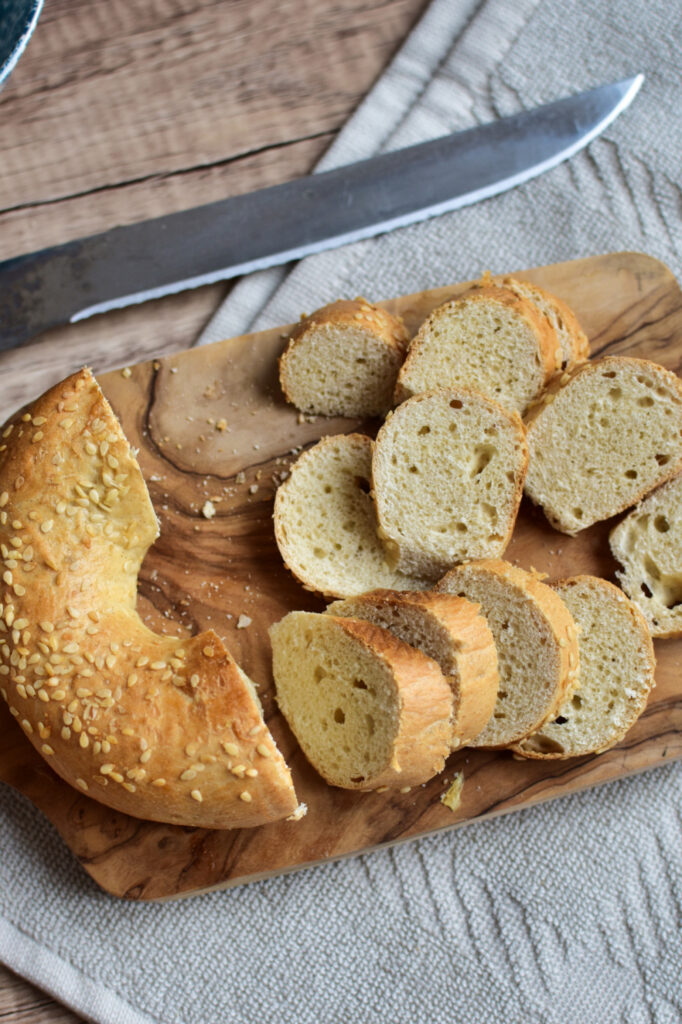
[0,133,333,261]
[0,966,83,1024]
[1,251,680,902]
[0,0,427,255]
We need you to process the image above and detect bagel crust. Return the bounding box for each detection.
[0,369,298,829]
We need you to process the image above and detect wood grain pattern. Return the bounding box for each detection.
[0,0,427,260]
[0,967,82,1024]
[1,251,680,901]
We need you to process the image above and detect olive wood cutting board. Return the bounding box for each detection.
[1,251,681,901]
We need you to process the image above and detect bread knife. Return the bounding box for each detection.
[0,76,643,351]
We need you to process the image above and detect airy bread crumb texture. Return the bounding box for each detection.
[513,576,656,758]
[274,433,425,597]
[279,299,409,417]
[270,611,453,790]
[372,388,528,578]
[609,471,682,637]
[395,286,558,414]
[500,276,589,369]
[327,589,498,747]
[436,559,579,747]
[525,356,682,534]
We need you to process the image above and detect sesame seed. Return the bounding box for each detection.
[190,673,200,687]
[190,789,203,802]
[20,718,32,732]
[100,764,115,775]
[139,750,152,763]
[203,647,214,658]
[40,621,54,633]
[110,771,124,783]
[121,726,135,737]
[61,727,71,741]
[32,431,44,443]
[150,660,166,670]
[136,655,149,667]
[248,725,260,737]
[122,782,136,792]
[180,769,197,781]
[76,778,88,791]
[2,571,11,585]
[14,618,28,630]
[152,778,166,787]
[42,744,54,756]
[38,690,49,702]
[40,520,54,534]
[239,791,252,803]
[63,642,78,654]
[223,742,239,756]
[51,690,66,701]
[13,584,25,597]
[79,733,89,748]
[245,768,258,778]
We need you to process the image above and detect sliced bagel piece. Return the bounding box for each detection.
[279,299,409,417]
[395,285,559,414]
[524,356,682,534]
[327,589,498,747]
[274,433,425,598]
[512,576,656,759]
[609,471,682,637]
[500,276,589,369]
[436,559,579,748]
[270,611,453,790]
[372,388,528,579]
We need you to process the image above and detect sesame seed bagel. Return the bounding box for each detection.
[0,368,298,829]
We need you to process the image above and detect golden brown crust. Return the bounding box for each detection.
[327,616,453,790]
[436,558,580,748]
[279,298,410,413]
[509,575,656,759]
[0,369,298,829]
[395,285,559,406]
[499,275,590,367]
[327,589,498,746]
[524,356,682,534]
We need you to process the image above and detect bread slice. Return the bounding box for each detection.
[500,276,589,369]
[279,299,409,417]
[274,433,425,598]
[326,590,499,747]
[372,388,528,579]
[395,285,559,414]
[525,357,682,534]
[270,611,453,790]
[609,471,682,637]
[512,576,656,758]
[436,559,579,747]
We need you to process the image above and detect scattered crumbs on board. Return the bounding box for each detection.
[287,803,308,821]
[440,773,464,812]
[202,500,216,519]
[237,614,252,630]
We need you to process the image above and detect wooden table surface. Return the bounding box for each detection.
[0,0,427,1019]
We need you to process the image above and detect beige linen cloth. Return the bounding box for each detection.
[1,1,681,1022]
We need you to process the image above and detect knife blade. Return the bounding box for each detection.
[0,75,642,352]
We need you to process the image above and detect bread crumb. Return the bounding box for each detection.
[235,471,246,484]
[121,367,132,378]
[249,484,258,494]
[287,802,307,821]
[440,772,464,812]
[202,500,216,519]
[237,614,252,629]
[216,418,228,431]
